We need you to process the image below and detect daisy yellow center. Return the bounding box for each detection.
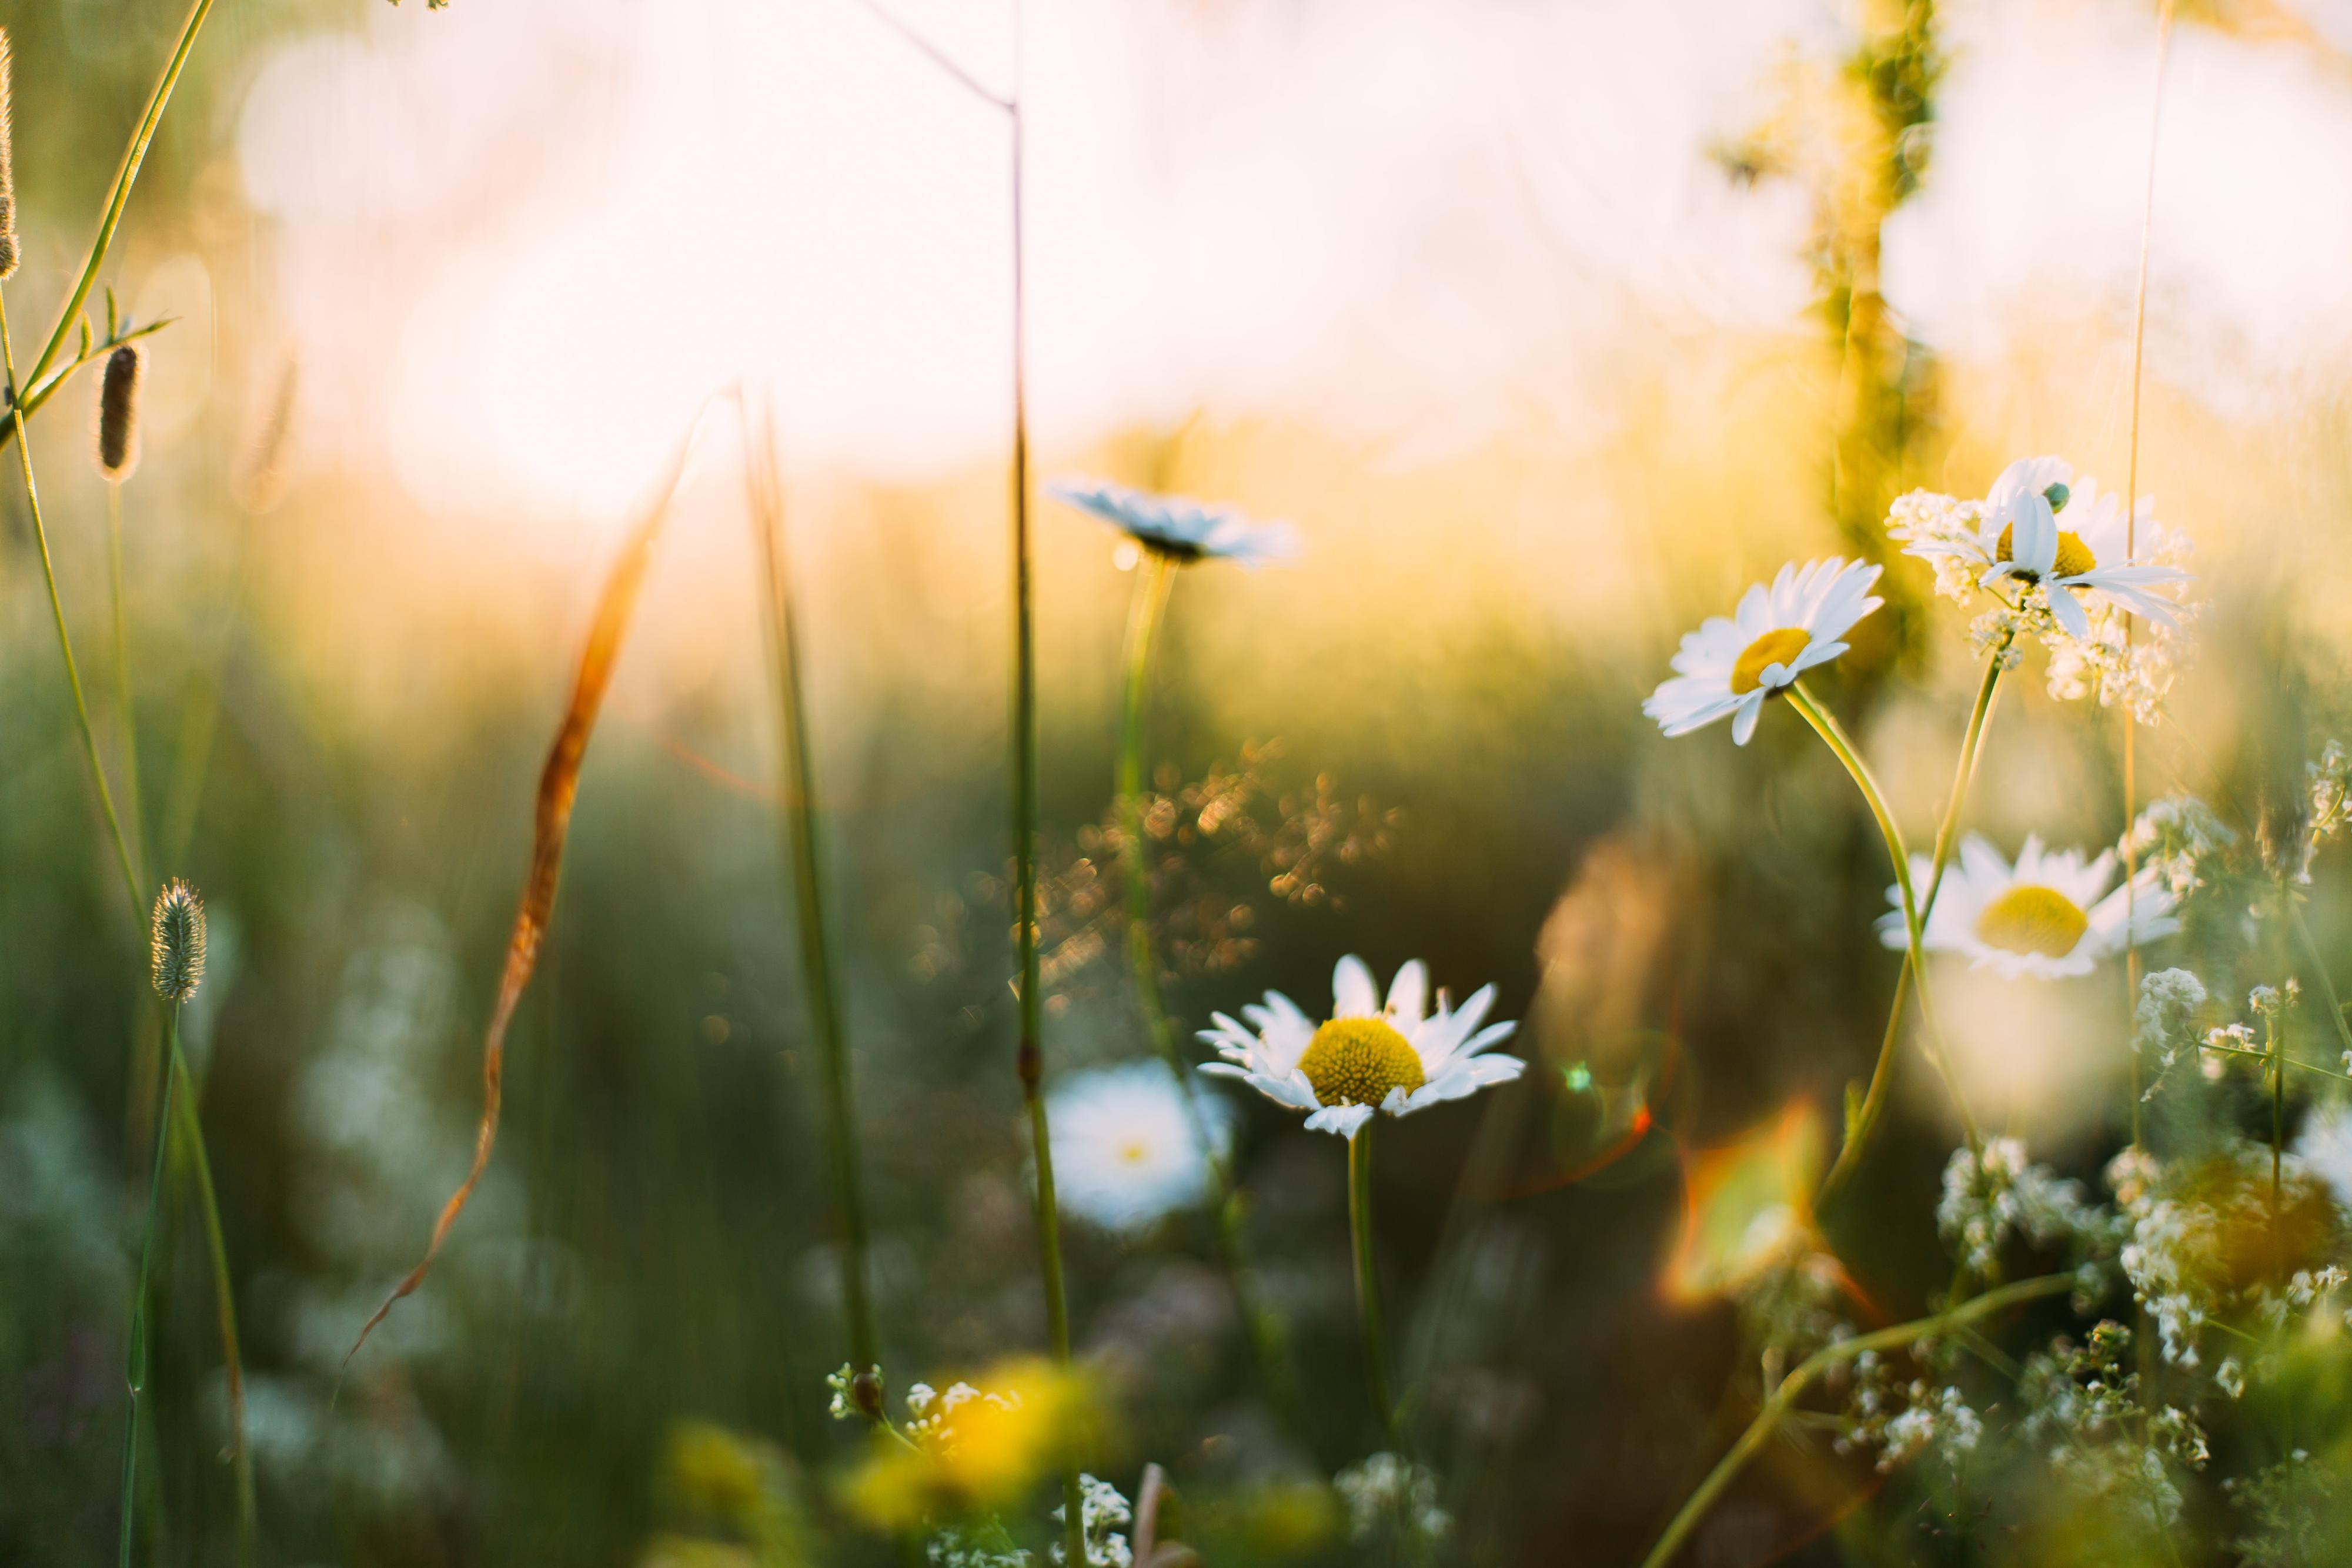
[1994,524,2096,580]
[1297,1017,1425,1108]
[1118,1141,1150,1164]
[1973,884,2089,959]
[1730,628,1812,696]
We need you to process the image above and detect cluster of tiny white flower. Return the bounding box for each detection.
[2134,968,2210,1099]
[904,1380,1021,1447]
[2016,1322,2209,1530]
[1936,1138,2104,1279]
[1842,1360,1982,1475]
[1334,1452,1451,1548]
[927,1526,1032,1568]
[2123,796,2237,901]
[827,1363,881,1421]
[1885,458,2193,725]
[2107,1147,2210,1366]
[1047,1475,1133,1568]
[2310,742,2351,857]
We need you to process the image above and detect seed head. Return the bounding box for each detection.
[96,344,143,480]
[150,879,206,1004]
[0,30,18,280]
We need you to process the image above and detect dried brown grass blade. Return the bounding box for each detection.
[346,426,699,1366]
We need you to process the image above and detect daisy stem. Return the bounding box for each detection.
[1819,649,2004,1209]
[118,1001,178,1568]
[1787,681,1981,1157]
[1115,550,1304,1432]
[741,401,880,1388]
[1635,1272,2071,1568]
[1348,1125,1400,1444]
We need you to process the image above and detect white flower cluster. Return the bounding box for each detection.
[1841,1359,1982,1475]
[1048,1475,1133,1568]
[1334,1452,1451,1548]
[2310,741,2350,858]
[2017,1322,2209,1529]
[1885,459,2194,726]
[2109,1148,2211,1366]
[2134,967,2209,1100]
[1936,1138,2103,1279]
[928,1527,1031,1568]
[2123,797,2237,901]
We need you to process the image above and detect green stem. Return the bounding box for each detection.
[1348,1125,1399,1443]
[2198,1040,2352,1084]
[118,1004,179,1568]
[169,1043,253,1559]
[1,288,143,920]
[1636,1273,2071,1568]
[2269,1009,2284,1208]
[0,319,171,454]
[1819,651,2003,1207]
[1114,552,1304,1430]
[1000,72,1083,1568]
[22,0,220,393]
[107,482,152,890]
[1787,681,1980,1156]
[744,406,878,1382]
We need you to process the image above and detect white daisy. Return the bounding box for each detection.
[2293,1102,2352,1218]
[1047,1062,1236,1232]
[1642,558,1885,746]
[1198,955,1524,1139]
[1877,833,2179,981]
[1982,477,2189,641]
[1047,476,1298,568]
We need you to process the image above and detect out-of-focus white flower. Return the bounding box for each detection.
[1199,955,1523,1139]
[1642,558,1883,745]
[1335,1452,1450,1547]
[1047,477,1297,568]
[1047,1063,1234,1232]
[1049,1474,1133,1567]
[2124,797,2237,900]
[2293,1101,2352,1217]
[1880,834,2177,979]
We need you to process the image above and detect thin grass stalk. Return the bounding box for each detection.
[2122,0,2176,1152]
[21,0,217,393]
[1635,1272,2072,1568]
[106,482,152,887]
[1115,551,1304,1427]
[1819,646,2006,1207]
[999,50,1085,1564]
[1348,1125,1399,1443]
[1786,681,1980,1152]
[740,396,880,1386]
[168,1044,254,1553]
[118,1002,179,1568]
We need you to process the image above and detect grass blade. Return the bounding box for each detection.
[346,420,701,1365]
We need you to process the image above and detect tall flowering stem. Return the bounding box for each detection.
[1786,681,1981,1156]
[118,1000,179,1568]
[1347,1126,1400,1442]
[1115,551,1302,1426]
[4,292,254,1556]
[741,397,880,1389]
[1819,647,2005,1208]
[1635,1272,2072,1568]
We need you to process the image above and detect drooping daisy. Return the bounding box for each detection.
[1046,1063,1235,1232]
[1199,956,1524,1139]
[1878,833,2178,980]
[1047,476,1298,568]
[1980,475,2189,640]
[1643,558,1884,746]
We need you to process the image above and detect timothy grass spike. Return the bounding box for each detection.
[0,29,16,280]
[345,412,702,1367]
[149,878,205,1002]
[96,343,142,479]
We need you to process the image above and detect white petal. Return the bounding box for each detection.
[1332,955,1379,1018]
[1385,960,1429,1024]
[1304,1104,1375,1138]
[1731,691,1766,746]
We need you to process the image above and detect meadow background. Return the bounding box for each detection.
[6,0,2352,1562]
